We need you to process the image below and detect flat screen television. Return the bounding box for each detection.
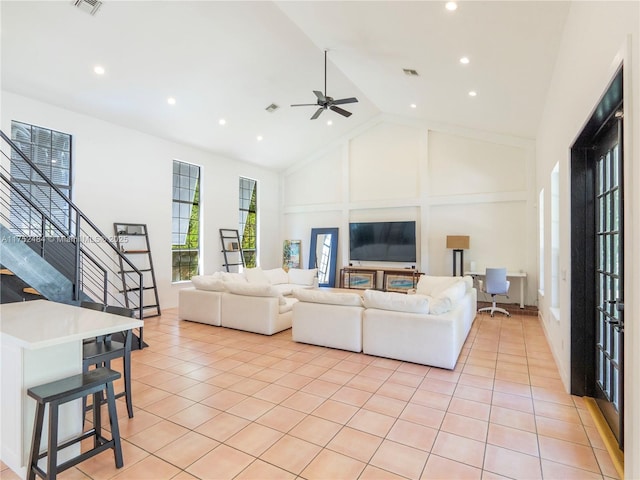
[349,221,416,262]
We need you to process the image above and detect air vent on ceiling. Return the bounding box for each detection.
[73,0,102,16]
[403,68,419,77]
[265,103,279,113]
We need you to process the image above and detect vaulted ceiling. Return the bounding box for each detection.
[1,1,570,170]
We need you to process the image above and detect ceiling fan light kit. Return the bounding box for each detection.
[291,50,358,120]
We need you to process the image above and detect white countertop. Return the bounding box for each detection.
[0,300,143,350]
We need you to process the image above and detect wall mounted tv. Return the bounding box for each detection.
[349,221,416,262]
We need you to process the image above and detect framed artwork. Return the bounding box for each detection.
[342,270,376,290]
[384,272,417,293]
[283,240,301,269]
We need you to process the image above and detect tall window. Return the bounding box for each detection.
[550,163,560,309]
[239,177,257,268]
[539,188,545,293]
[172,160,200,282]
[10,121,72,235]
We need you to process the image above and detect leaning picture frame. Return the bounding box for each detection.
[342,270,376,290]
[283,240,301,269]
[384,272,416,293]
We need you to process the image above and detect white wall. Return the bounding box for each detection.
[282,117,537,304]
[1,92,281,309]
[535,1,639,476]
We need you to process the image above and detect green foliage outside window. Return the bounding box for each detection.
[242,184,257,267]
[172,161,200,281]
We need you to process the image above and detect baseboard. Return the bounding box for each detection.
[583,397,624,479]
[476,301,538,316]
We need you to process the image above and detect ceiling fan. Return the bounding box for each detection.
[291,50,358,120]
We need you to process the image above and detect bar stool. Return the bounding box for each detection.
[27,367,123,480]
[82,306,135,423]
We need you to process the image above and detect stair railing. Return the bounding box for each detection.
[0,130,144,322]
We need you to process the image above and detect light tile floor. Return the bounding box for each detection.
[1,308,620,480]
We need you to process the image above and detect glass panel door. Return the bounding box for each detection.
[594,118,624,448]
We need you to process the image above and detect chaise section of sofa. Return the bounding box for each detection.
[362,277,477,369]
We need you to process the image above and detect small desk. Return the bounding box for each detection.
[465,271,527,309]
[0,300,143,479]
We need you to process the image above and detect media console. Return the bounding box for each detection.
[340,266,423,293]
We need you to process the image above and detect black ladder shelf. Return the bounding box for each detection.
[114,223,161,319]
[220,228,245,272]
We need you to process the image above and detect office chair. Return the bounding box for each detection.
[478,268,511,317]
[82,305,135,423]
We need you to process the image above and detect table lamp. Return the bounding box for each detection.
[446,235,470,276]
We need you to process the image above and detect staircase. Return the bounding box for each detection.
[0,130,146,342]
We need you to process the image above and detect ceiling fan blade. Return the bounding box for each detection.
[313,90,326,103]
[310,107,324,120]
[332,97,358,105]
[330,105,352,117]
[291,103,318,107]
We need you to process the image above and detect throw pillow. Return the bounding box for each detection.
[263,268,290,285]
[437,280,467,304]
[288,268,317,286]
[416,275,459,296]
[218,272,247,283]
[363,289,429,314]
[293,289,363,307]
[244,267,270,285]
[191,275,227,292]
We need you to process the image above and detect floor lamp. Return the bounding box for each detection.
[446,235,470,276]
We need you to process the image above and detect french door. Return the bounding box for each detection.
[594,117,624,447]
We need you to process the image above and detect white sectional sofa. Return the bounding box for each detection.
[291,275,477,369]
[178,267,317,334]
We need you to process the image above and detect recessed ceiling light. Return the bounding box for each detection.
[93,65,105,75]
[445,2,458,11]
[256,135,263,141]
[167,97,176,105]
[468,91,477,97]
[327,120,333,126]
[410,104,417,109]
[459,57,470,65]
[219,119,226,125]
[403,68,419,76]
[265,103,279,113]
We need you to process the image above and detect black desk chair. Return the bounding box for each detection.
[82,305,135,423]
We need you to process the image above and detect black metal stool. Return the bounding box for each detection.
[27,367,123,480]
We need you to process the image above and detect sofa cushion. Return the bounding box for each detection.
[244,267,270,285]
[287,268,317,286]
[428,295,453,315]
[225,282,285,304]
[363,289,429,314]
[294,289,363,307]
[264,268,290,285]
[191,275,227,292]
[279,297,297,314]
